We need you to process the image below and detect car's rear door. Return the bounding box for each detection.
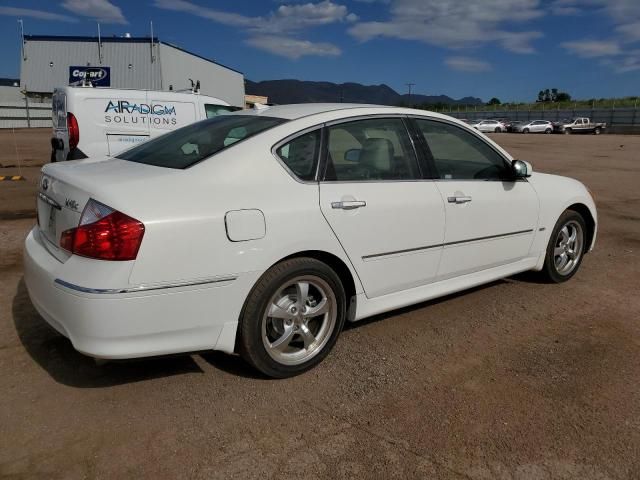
[319,117,445,298]
[412,117,538,278]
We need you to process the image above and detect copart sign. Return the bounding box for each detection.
[69,66,110,87]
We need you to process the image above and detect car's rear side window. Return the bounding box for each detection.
[117,115,286,169]
[275,130,321,181]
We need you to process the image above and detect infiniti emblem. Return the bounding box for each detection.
[42,178,49,191]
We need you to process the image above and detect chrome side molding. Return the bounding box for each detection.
[54,275,238,295]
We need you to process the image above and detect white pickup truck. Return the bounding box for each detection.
[553,117,606,135]
[51,86,239,162]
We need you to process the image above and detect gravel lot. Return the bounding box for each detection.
[1,128,639,479]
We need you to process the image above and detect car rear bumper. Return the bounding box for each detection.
[24,227,257,359]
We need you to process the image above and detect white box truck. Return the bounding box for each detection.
[51,86,239,162]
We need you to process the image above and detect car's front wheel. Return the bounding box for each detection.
[238,257,346,378]
[541,210,587,283]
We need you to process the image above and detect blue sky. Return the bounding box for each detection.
[0,0,639,102]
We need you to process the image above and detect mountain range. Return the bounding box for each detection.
[245,79,483,106]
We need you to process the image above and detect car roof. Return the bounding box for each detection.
[235,103,395,120]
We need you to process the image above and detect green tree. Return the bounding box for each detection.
[556,92,571,102]
[487,97,501,105]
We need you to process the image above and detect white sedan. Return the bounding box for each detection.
[469,119,506,133]
[24,104,597,378]
[513,120,554,134]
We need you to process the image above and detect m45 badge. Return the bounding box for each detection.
[65,198,80,211]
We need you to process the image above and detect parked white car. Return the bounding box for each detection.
[25,104,597,378]
[469,119,505,133]
[51,86,238,162]
[513,120,554,134]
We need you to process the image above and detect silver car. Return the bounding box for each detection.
[469,119,505,133]
[513,120,553,134]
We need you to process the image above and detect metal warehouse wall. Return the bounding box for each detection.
[20,37,162,93]
[159,43,245,107]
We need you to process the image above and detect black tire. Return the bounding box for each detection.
[238,257,346,378]
[495,127,501,133]
[540,210,587,283]
[564,128,572,135]
[523,128,529,134]
[545,128,552,134]
[594,127,601,135]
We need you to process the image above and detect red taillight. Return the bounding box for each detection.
[67,112,79,150]
[60,199,145,261]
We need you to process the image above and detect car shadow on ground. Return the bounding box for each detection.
[13,273,543,387]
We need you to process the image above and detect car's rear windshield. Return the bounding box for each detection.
[116,115,287,169]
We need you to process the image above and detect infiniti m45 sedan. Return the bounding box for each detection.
[25,104,597,378]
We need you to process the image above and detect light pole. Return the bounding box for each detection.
[406,83,415,106]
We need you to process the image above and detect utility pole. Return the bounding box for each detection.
[406,83,415,106]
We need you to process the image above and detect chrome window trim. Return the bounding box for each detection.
[54,275,238,295]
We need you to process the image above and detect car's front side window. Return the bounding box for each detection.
[415,119,511,181]
[323,118,421,181]
[275,130,321,181]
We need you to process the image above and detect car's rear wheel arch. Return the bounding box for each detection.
[278,250,357,306]
[234,250,357,354]
[567,203,595,252]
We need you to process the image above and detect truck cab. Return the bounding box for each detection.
[51,86,239,162]
[554,117,606,135]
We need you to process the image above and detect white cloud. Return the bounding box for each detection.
[0,6,76,22]
[553,0,640,73]
[561,40,621,58]
[445,56,492,72]
[246,35,341,59]
[349,0,544,54]
[153,0,352,58]
[61,0,127,24]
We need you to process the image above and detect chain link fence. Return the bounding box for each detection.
[435,106,640,134]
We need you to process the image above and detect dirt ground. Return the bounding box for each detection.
[1,129,639,479]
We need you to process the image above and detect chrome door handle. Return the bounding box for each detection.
[331,200,366,210]
[447,195,472,204]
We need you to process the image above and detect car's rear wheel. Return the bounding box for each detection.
[545,128,552,134]
[594,127,601,135]
[495,127,501,133]
[541,210,586,283]
[238,257,346,378]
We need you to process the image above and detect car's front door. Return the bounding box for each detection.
[319,117,445,298]
[413,118,539,279]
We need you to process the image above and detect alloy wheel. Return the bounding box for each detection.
[553,220,584,276]
[261,276,337,366]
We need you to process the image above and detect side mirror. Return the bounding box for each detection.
[344,148,361,162]
[512,159,532,178]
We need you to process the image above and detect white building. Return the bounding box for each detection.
[19,35,245,107]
